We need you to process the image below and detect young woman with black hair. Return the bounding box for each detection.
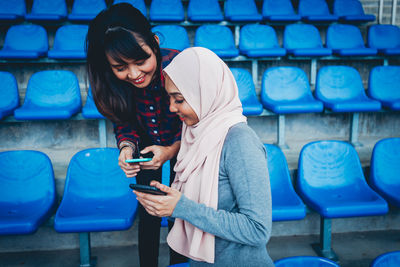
[86,3,185,266]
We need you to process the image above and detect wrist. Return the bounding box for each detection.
[119,141,136,154]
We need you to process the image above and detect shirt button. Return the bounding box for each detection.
[156,138,161,143]
[149,106,154,111]
[153,130,158,134]
[151,118,156,123]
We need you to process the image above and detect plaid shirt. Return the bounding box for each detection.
[114,48,182,147]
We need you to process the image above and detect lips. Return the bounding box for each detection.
[132,75,145,85]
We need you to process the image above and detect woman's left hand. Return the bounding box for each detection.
[133,181,182,217]
[139,141,180,170]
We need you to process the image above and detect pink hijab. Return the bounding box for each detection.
[164,47,247,263]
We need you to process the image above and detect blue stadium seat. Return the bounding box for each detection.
[297,140,388,260]
[68,0,106,21]
[230,68,263,116]
[275,256,340,267]
[160,160,172,227]
[264,144,306,221]
[298,0,338,22]
[368,24,400,56]
[284,24,332,57]
[315,66,381,112]
[261,67,323,114]
[82,87,105,119]
[0,0,26,21]
[370,138,400,208]
[113,0,146,17]
[0,72,19,120]
[371,251,400,267]
[368,66,400,111]
[48,25,88,59]
[262,0,301,22]
[239,24,286,57]
[333,0,375,22]
[195,25,239,58]
[14,70,82,120]
[326,24,377,56]
[224,0,262,22]
[0,25,48,59]
[152,25,190,52]
[188,0,223,22]
[0,150,56,235]
[168,263,189,267]
[25,0,67,21]
[149,0,184,22]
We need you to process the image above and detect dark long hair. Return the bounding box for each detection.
[86,3,161,124]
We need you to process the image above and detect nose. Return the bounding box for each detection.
[169,99,178,113]
[127,65,141,80]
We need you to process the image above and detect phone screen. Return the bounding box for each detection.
[129,184,166,195]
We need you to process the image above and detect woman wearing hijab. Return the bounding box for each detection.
[133,47,274,266]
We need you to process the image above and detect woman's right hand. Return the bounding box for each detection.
[118,147,141,177]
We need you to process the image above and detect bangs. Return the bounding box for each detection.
[104,27,151,64]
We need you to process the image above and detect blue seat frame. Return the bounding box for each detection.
[188,0,223,22]
[25,0,67,21]
[68,0,106,22]
[333,0,376,23]
[368,66,400,111]
[149,0,184,22]
[224,0,262,22]
[152,25,190,52]
[0,72,19,119]
[298,0,338,23]
[275,256,340,267]
[48,25,88,59]
[368,24,400,56]
[371,250,400,267]
[262,0,301,22]
[195,25,239,58]
[0,0,26,21]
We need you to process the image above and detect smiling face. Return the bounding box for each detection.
[164,74,199,126]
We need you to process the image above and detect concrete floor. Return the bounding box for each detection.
[0,230,399,267]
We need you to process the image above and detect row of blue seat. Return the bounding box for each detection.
[1,65,399,121]
[1,22,399,60]
[0,0,375,23]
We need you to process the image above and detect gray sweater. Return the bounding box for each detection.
[172,123,274,267]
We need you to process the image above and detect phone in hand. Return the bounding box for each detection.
[125,143,154,163]
[129,184,167,195]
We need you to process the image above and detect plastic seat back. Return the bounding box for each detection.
[113,0,146,16]
[153,25,190,52]
[239,24,286,57]
[0,0,26,21]
[0,72,19,119]
[68,0,106,21]
[298,0,338,22]
[262,0,301,21]
[0,25,48,59]
[370,138,400,207]
[371,251,400,267]
[368,25,400,55]
[14,70,81,120]
[230,68,263,116]
[48,25,88,59]
[82,87,105,119]
[333,0,375,22]
[26,0,67,21]
[275,256,341,267]
[188,0,223,22]
[0,150,56,235]
[265,144,306,221]
[149,0,184,22]
[224,0,262,22]
[195,25,239,58]
[368,66,400,110]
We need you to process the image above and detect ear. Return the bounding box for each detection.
[154,34,160,45]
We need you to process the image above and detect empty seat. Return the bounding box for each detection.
[275,256,340,267]
[368,66,400,110]
[68,0,106,21]
[368,24,400,56]
[168,263,190,267]
[188,0,223,22]
[239,24,286,57]
[0,0,26,21]
[262,0,301,22]
[82,87,105,119]
[297,140,388,260]
[231,68,263,116]
[152,25,190,52]
[298,0,338,22]
[261,67,323,114]
[370,138,400,207]
[0,25,48,59]
[195,25,239,58]
[224,0,262,22]
[0,72,19,119]
[315,66,381,112]
[264,144,306,221]
[326,24,377,56]
[113,0,146,17]
[333,0,375,22]
[14,70,82,120]
[284,24,332,57]
[371,251,400,267]
[149,0,184,22]
[25,0,67,21]
[0,150,56,235]
[48,25,88,59]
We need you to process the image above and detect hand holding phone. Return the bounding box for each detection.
[129,184,167,195]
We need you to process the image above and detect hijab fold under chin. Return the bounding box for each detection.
[163,47,246,263]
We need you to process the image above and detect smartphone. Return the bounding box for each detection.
[129,184,167,195]
[125,158,152,163]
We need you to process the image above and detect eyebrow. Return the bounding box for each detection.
[169,92,183,97]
